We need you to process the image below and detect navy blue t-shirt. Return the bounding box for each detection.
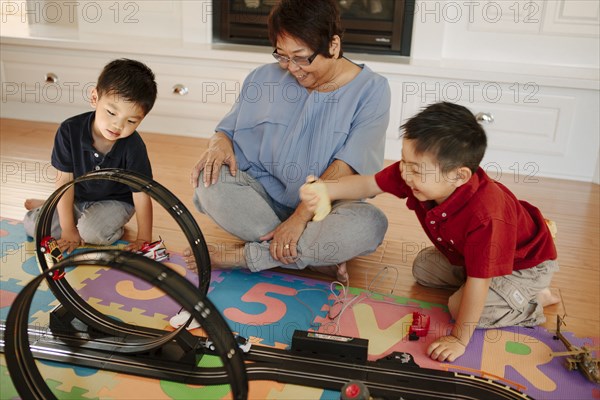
[51,111,152,205]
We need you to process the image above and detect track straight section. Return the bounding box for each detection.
[0,323,532,400]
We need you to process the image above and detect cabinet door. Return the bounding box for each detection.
[2,61,97,108]
[394,77,597,181]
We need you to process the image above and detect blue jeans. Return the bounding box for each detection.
[23,200,135,245]
[193,167,388,272]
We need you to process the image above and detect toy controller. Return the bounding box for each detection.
[307,179,331,221]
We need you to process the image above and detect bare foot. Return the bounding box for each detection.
[183,243,247,271]
[309,262,349,284]
[182,247,198,272]
[24,198,45,210]
[538,287,560,307]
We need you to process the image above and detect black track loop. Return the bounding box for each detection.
[4,251,248,400]
[34,169,209,345]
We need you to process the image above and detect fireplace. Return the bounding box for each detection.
[213,0,415,56]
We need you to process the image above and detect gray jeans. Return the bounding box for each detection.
[193,167,388,272]
[23,200,135,245]
[412,246,559,328]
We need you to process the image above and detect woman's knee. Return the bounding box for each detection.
[193,167,240,213]
[334,201,388,245]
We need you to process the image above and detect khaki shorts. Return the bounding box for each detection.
[412,247,559,328]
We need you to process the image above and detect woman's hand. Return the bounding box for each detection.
[260,214,308,265]
[191,132,237,188]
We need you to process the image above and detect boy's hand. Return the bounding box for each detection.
[427,335,466,362]
[125,239,148,252]
[58,228,83,253]
[299,176,331,221]
[299,177,320,213]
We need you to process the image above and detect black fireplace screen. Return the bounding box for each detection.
[213,0,414,56]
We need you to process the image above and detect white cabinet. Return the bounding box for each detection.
[0,44,262,136]
[391,76,596,182]
[0,0,598,182]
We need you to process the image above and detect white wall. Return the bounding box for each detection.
[1,0,599,182]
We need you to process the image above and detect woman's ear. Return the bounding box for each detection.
[329,35,341,58]
[453,167,473,187]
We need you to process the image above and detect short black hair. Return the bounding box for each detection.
[401,102,487,173]
[96,59,157,116]
[268,0,344,59]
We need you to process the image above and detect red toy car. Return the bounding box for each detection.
[408,312,430,341]
[39,236,65,280]
[136,238,169,262]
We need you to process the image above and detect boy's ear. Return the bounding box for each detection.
[90,88,99,108]
[453,167,472,187]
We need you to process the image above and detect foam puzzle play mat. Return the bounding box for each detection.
[1,217,599,400]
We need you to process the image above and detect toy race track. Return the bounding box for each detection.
[1,169,534,400]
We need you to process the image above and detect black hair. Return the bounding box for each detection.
[401,102,487,173]
[96,58,157,116]
[268,0,344,58]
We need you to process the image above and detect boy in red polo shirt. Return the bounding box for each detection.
[299,101,559,362]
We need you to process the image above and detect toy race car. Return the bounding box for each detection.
[408,311,430,341]
[39,236,65,280]
[136,238,169,262]
[205,335,252,353]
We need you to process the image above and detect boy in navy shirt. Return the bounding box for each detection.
[24,58,158,253]
[300,102,559,362]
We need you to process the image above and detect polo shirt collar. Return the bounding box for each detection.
[428,168,482,218]
[81,112,95,152]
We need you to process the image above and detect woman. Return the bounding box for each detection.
[189,0,390,283]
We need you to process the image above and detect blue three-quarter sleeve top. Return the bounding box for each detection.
[216,62,391,209]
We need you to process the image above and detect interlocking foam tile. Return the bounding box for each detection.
[77,255,221,320]
[3,356,100,400]
[447,325,600,399]
[45,379,98,400]
[1,218,598,400]
[0,362,19,400]
[208,269,330,346]
[265,383,326,399]
[84,297,171,329]
[37,360,119,396]
[0,238,38,286]
[0,277,58,325]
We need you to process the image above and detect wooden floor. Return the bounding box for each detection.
[1,118,598,340]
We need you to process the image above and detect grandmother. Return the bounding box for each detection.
[188,0,390,282]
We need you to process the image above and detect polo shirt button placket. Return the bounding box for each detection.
[93,152,102,170]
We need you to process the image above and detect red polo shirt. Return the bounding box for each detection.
[375,162,557,278]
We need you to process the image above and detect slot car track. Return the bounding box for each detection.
[0,321,532,400]
[1,169,533,399]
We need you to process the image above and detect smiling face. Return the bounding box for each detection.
[400,138,471,205]
[274,34,339,91]
[90,88,145,145]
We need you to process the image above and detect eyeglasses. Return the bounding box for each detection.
[272,49,319,67]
